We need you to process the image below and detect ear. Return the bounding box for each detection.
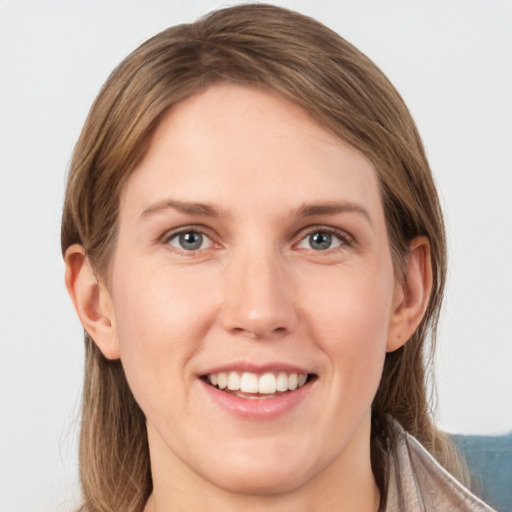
[387,236,433,352]
[64,244,121,359]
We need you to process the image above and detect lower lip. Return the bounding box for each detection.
[199,379,312,420]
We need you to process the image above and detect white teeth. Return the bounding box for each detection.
[218,372,228,390]
[227,372,240,390]
[288,373,298,390]
[207,371,309,395]
[258,373,276,394]
[276,372,288,392]
[240,372,259,393]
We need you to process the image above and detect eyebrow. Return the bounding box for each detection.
[140,199,220,219]
[297,201,372,225]
[140,198,372,225]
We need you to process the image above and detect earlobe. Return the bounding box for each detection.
[387,236,433,352]
[64,244,121,360]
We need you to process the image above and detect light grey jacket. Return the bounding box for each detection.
[385,421,496,511]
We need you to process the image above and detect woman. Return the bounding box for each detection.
[62,4,495,511]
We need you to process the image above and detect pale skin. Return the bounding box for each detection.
[65,83,432,512]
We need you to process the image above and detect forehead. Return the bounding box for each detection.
[122,83,383,224]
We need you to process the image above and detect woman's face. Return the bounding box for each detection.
[103,83,403,497]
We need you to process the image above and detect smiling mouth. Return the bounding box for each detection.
[202,371,316,399]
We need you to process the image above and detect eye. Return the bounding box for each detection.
[297,229,346,251]
[166,230,213,251]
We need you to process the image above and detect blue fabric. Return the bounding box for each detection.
[451,432,512,512]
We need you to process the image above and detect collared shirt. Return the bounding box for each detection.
[385,421,496,511]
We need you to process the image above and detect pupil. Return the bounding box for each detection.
[310,232,331,250]
[180,232,202,250]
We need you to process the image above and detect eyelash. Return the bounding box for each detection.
[161,225,354,254]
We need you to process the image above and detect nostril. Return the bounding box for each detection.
[229,325,289,339]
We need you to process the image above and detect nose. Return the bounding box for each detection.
[220,247,298,340]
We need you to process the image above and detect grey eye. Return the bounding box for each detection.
[168,231,211,251]
[298,231,344,251]
[309,232,332,250]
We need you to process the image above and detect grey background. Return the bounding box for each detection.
[1,0,511,510]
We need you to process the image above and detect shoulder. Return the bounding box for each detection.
[386,420,496,512]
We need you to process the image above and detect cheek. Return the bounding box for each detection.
[112,257,216,348]
[300,262,394,384]
[109,259,219,408]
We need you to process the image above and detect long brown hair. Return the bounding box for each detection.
[62,4,465,510]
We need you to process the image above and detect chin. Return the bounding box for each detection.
[196,441,321,496]
[211,463,308,496]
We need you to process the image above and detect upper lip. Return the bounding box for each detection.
[199,361,314,377]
